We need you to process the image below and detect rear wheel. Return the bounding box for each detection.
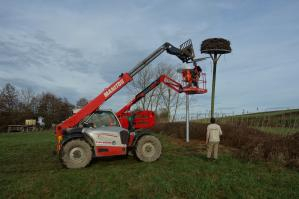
[135,135,162,162]
[60,139,92,169]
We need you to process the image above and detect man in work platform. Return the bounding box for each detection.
[191,65,202,87]
[206,118,222,160]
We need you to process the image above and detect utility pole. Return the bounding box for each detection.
[201,38,232,119]
[186,94,190,143]
[210,53,218,118]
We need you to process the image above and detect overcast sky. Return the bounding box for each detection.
[0,0,298,115]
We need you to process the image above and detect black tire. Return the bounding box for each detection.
[60,139,92,169]
[135,135,162,162]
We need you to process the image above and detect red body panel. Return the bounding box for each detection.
[118,116,129,129]
[128,132,135,146]
[134,111,155,129]
[95,146,126,157]
[117,111,155,129]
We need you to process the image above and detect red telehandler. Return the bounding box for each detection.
[55,39,207,168]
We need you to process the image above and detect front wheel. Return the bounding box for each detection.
[60,139,92,169]
[135,135,162,162]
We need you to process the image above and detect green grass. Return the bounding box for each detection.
[0,131,298,199]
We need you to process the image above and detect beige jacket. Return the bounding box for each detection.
[206,123,222,142]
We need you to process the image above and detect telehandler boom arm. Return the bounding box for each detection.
[116,74,183,117]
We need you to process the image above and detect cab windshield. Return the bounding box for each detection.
[80,111,120,128]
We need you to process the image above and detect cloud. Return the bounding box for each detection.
[0,30,108,102]
[0,0,299,114]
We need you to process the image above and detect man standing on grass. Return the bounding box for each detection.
[206,118,222,160]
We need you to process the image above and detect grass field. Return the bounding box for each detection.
[255,127,299,136]
[0,131,298,199]
[239,109,299,117]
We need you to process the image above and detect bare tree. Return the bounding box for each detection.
[128,65,156,110]
[158,63,184,121]
[0,84,20,130]
[171,91,185,122]
[20,88,35,107]
[127,62,184,122]
[0,83,19,112]
[37,92,74,127]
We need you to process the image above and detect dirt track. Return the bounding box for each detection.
[151,122,299,169]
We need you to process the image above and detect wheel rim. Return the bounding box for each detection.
[69,147,85,163]
[142,142,155,158]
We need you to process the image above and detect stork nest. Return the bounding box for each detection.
[201,38,232,54]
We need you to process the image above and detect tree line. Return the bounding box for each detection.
[0,83,74,131]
